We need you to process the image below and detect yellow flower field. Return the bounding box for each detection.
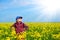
[0,22,60,40]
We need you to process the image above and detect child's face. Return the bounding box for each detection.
[16,19,22,22]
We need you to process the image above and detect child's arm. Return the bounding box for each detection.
[23,23,29,30]
[10,23,15,30]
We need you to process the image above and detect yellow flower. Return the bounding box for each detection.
[11,30,16,36]
[5,31,8,35]
[52,34,60,39]
[6,37,10,40]
[17,32,26,40]
[34,31,41,38]
[0,30,3,34]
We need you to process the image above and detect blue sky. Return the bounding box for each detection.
[0,0,60,22]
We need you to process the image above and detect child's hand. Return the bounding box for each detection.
[10,27,15,31]
[24,28,26,31]
[11,27,15,30]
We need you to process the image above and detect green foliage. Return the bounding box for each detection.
[0,22,60,40]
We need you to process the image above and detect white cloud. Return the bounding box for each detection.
[31,0,60,21]
[0,0,31,11]
[10,0,30,7]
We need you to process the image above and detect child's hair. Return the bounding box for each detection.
[16,16,23,20]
